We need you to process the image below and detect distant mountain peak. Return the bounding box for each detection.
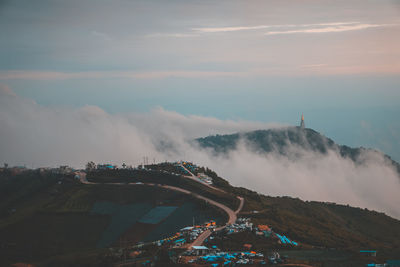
[195,127,400,175]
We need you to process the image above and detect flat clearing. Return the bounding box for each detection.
[91,202,154,248]
[139,206,178,224]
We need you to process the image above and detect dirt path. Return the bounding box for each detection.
[187,194,244,248]
[80,170,244,248]
[179,163,226,193]
[235,196,244,214]
[160,184,238,225]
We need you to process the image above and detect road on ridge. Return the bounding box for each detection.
[189,195,243,247]
[79,169,244,248]
[179,163,226,193]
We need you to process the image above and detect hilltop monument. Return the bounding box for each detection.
[300,113,305,129]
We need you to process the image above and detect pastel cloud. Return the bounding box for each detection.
[192,22,361,33]
[145,33,200,38]
[265,23,393,35]
[193,25,273,33]
[0,70,239,80]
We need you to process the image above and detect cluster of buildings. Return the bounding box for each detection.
[197,172,213,185]
[96,163,117,170]
[183,249,268,265]
[162,217,297,265]
[180,244,286,265]
[224,218,298,248]
[180,161,198,174]
[176,161,214,185]
[170,220,217,247]
[129,220,218,251]
[225,218,253,234]
[179,223,215,243]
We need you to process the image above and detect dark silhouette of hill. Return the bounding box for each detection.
[0,170,227,266]
[195,126,400,174]
[1,162,400,266]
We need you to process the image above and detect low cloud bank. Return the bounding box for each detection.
[1,86,399,219]
[0,86,278,167]
[190,142,400,219]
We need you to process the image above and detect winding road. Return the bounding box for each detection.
[179,163,226,193]
[78,168,244,248]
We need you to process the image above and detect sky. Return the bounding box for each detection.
[1,0,400,218]
[1,0,399,162]
[0,0,400,161]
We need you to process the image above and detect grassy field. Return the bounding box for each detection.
[87,169,240,210]
[91,202,154,248]
[0,171,226,266]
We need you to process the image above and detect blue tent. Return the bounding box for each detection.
[202,255,222,262]
[223,254,235,260]
[283,235,292,244]
[276,234,286,244]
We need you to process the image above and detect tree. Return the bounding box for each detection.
[86,161,96,171]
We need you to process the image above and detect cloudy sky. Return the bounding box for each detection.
[1,0,400,160]
[1,0,400,218]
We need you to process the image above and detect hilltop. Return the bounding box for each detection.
[195,126,400,174]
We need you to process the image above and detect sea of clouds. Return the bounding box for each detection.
[1,84,399,219]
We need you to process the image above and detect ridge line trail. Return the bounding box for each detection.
[78,170,244,247]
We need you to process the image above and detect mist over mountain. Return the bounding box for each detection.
[191,127,400,219]
[1,87,400,219]
[195,127,400,175]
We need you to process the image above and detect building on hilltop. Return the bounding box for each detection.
[300,113,305,129]
[97,164,116,170]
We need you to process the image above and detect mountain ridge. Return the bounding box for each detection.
[195,126,400,175]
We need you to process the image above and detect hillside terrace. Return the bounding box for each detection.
[85,166,239,211]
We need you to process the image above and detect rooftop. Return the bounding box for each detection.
[192,246,209,250]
